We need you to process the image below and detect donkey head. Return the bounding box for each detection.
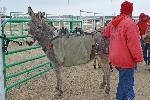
[28,7,48,41]
[28,7,55,48]
[28,6,45,22]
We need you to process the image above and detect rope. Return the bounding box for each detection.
[0,34,26,54]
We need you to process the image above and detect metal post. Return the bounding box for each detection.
[70,21,73,32]
[59,15,61,29]
[93,13,101,30]
[46,14,52,20]
[46,14,47,20]
[21,22,24,41]
[10,12,12,35]
[92,16,94,30]
[0,16,5,100]
[10,12,23,35]
[103,16,105,27]
[93,13,96,30]
[80,10,84,28]
[22,23,23,35]
[80,21,82,29]
[80,10,81,19]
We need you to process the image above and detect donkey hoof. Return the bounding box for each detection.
[100,82,106,89]
[54,89,63,99]
[54,93,63,99]
[55,89,63,94]
[59,90,63,94]
[98,64,101,68]
[105,87,110,94]
[110,68,113,72]
[93,65,96,69]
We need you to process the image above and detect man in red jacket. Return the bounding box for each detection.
[137,13,150,64]
[103,1,143,100]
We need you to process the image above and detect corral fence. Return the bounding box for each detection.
[0,16,82,100]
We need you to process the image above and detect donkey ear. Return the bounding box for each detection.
[42,12,45,17]
[39,12,45,19]
[28,6,34,17]
[37,11,43,20]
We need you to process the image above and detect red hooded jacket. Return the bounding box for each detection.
[137,13,150,37]
[103,15,143,68]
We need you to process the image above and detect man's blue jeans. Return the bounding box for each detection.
[141,39,147,63]
[116,67,135,100]
[141,39,150,64]
[146,43,150,64]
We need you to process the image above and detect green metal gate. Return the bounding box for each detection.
[1,18,53,99]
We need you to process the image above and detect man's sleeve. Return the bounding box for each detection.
[126,22,144,62]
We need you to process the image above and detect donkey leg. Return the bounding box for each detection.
[100,75,107,89]
[46,49,63,98]
[105,67,111,94]
[105,74,110,94]
[97,56,107,89]
[54,63,63,98]
[98,63,101,69]
[96,56,102,69]
[100,65,107,90]
[93,57,97,69]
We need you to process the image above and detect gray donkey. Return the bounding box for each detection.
[28,7,63,98]
[91,31,111,94]
[28,7,111,98]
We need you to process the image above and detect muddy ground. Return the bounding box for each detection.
[7,57,150,100]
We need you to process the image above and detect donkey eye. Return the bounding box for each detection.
[37,26,42,29]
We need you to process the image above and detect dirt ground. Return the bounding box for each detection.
[7,60,150,100]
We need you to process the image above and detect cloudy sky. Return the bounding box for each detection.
[0,0,149,16]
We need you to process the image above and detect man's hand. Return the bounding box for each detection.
[137,61,146,66]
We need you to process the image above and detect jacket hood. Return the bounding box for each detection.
[112,14,127,27]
